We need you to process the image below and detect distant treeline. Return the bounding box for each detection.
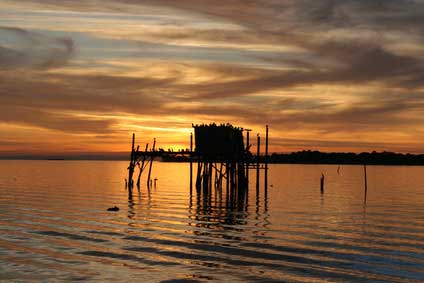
[2,150,423,165]
[162,150,424,165]
[267,151,424,165]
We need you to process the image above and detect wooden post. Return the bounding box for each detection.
[265,125,269,191]
[136,143,149,187]
[190,132,193,193]
[218,163,223,189]
[214,163,218,187]
[208,162,213,192]
[246,130,250,184]
[128,133,135,189]
[196,162,202,190]
[320,173,324,194]
[203,162,209,194]
[363,164,368,203]
[134,145,140,190]
[147,138,156,188]
[265,125,269,163]
[225,162,229,195]
[256,134,260,193]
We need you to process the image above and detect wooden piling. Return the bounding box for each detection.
[203,163,209,194]
[147,138,156,188]
[363,164,368,203]
[218,163,223,189]
[256,134,260,193]
[320,173,324,194]
[246,130,250,183]
[208,162,213,192]
[196,162,202,190]
[225,162,229,194]
[265,125,269,191]
[214,163,219,188]
[136,143,149,187]
[128,133,135,189]
[190,133,193,192]
[265,125,269,163]
[134,145,140,189]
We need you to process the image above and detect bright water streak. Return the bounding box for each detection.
[0,161,423,282]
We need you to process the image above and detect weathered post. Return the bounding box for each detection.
[134,145,140,190]
[218,163,223,189]
[265,125,269,162]
[320,173,325,194]
[136,143,149,187]
[256,134,260,193]
[147,138,156,188]
[203,162,209,194]
[190,132,193,193]
[208,162,213,192]
[364,164,368,203]
[225,162,229,195]
[196,162,202,191]
[246,130,250,184]
[128,133,135,190]
[265,125,269,192]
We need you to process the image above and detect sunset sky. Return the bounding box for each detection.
[1,0,423,157]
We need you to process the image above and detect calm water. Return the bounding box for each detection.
[0,161,423,282]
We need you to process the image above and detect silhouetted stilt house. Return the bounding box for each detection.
[127,123,269,197]
[192,123,247,192]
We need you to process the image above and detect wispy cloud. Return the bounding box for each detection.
[0,26,75,69]
[0,0,423,154]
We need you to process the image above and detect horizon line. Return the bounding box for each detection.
[1,149,423,161]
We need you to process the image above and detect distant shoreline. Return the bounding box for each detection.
[1,150,423,165]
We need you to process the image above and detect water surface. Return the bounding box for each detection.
[0,161,423,282]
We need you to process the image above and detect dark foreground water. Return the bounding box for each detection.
[0,161,423,282]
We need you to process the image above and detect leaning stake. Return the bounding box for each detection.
[147,138,156,188]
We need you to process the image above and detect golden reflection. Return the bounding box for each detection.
[186,165,269,240]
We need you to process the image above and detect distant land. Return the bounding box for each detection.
[267,151,424,166]
[160,150,424,166]
[1,150,423,165]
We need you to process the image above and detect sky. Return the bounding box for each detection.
[1,0,424,157]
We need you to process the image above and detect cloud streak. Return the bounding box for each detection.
[0,26,75,69]
[0,0,423,154]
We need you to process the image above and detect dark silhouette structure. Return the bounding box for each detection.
[126,123,269,196]
[192,123,247,193]
[193,123,245,161]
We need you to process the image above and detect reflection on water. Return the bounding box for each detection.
[0,161,423,282]
[188,171,253,239]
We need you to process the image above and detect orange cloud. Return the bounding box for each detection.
[0,1,423,156]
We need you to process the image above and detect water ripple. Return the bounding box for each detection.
[0,161,423,282]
